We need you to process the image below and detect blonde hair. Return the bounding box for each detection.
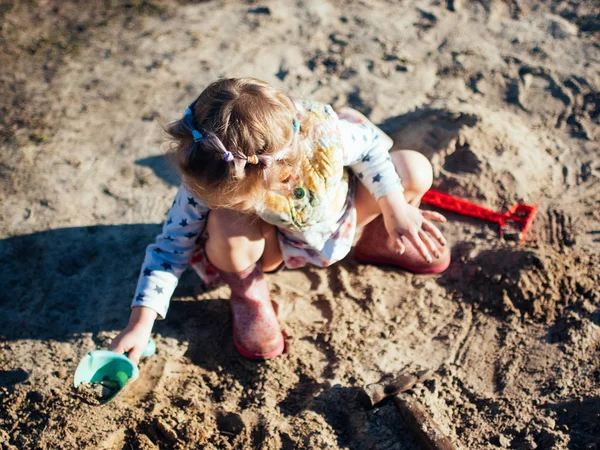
[167,78,303,211]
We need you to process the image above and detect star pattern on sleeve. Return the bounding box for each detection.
[132,185,212,318]
[361,128,369,142]
[341,114,402,204]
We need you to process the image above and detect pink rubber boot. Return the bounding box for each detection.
[216,262,285,360]
[354,216,450,274]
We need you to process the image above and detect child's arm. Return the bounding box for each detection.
[109,306,157,364]
[339,118,403,200]
[131,185,209,319]
[339,118,444,262]
[110,185,209,361]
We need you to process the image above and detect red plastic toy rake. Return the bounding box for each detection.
[421,190,537,241]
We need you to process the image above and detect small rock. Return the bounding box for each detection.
[499,434,511,447]
[156,417,179,443]
[540,416,556,430]
[0,428,10,443]
[547,14,578,39]
[522,434,538,449]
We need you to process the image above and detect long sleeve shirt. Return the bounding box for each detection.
[132,101,402,319]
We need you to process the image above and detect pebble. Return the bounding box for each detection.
[157,417,179,443]
[540,416,556,430]
[547,14,578,39]
[499,434,511,447]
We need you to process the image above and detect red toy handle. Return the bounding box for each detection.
[422,190,504,223]
[421,190,537,240]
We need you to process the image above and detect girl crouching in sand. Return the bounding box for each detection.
[110,77,449,361]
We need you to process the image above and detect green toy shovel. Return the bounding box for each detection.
[73,338,156,404]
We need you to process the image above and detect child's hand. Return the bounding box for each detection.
[109,306,157,364]
[379,193,447,263]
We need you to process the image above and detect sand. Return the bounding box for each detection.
[0,0,599,448]
[76,379,122,406]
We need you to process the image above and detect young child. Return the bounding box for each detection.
[110,77,449,362]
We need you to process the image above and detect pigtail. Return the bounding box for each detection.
[178,103,243,180]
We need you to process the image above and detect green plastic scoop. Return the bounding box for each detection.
[73,339,156,404]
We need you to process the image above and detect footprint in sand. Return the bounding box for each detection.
[272,269,334,329]
[122,356,167,403]
[516,69,571,127]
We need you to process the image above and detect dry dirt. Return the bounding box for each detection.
[1,0,599,449]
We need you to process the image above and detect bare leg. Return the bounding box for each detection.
[205,209,283,273]
[205,209,285,359]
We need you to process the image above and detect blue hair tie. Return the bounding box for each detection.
[184,106,204,142]
[192,129,203,141]
[293,119,300,133]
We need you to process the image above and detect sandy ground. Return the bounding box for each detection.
[1,0,599,448]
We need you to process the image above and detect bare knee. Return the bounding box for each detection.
[391,150,433,201]
[206,209,265,272]
[259,221,284,272]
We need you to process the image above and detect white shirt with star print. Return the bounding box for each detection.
[338,119,403,200]
[131,108,403,319]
